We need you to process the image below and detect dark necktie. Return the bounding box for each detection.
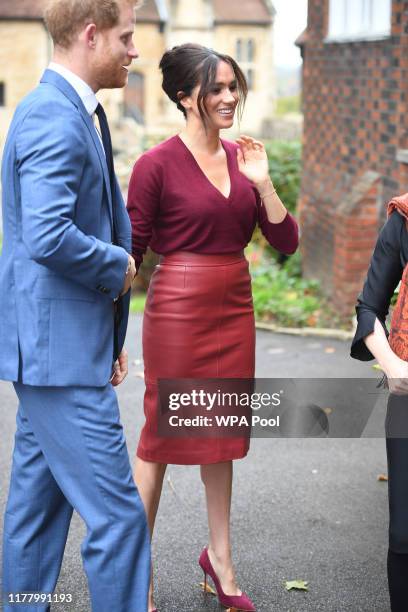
[95,103,122,360]
[95,103,117,243]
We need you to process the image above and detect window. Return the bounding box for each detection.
[123,72,145,124]
[235,39,255,90]
[236,38,255,62]
[236,39,242,62]
[0,82,5,107]
[247,39,255,62]
[328,0,391,40]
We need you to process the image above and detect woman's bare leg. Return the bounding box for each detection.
[134,457,167,612]
[200,460,241,595]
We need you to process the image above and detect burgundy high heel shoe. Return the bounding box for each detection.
[199,547,255,611]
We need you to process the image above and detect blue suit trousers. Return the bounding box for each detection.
[2,383,150,612]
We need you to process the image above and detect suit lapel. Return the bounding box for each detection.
[80,112,114,224]
[40,70,114,227]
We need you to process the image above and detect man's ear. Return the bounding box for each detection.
[177,91,190,111]
[83,23,97,48]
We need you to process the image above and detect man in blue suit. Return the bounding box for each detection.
[0,1,150,610]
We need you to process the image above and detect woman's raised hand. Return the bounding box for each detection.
[236,135,270,186]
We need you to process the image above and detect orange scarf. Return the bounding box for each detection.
[388,194,408,360]
[387,193,408,225]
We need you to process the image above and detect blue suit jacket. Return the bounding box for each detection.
[0,70,132,386]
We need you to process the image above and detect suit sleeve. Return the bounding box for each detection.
[112,176,132,253]
[15,103,128,299]
[127,154,162,271]
[350,211,404,361]
[256,188,299,255]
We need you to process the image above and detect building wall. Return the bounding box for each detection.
[100,21,166,130]
[0,21,50,149]
[0,2,276,150]
[299,0,408,316]
[0,19,167,145]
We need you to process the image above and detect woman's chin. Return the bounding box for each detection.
[217,118,235,130]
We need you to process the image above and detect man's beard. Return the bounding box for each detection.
[94,58,127,90]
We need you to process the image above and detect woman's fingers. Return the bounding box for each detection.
[237,135,265,153]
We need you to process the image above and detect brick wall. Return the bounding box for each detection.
[299,0,408,317]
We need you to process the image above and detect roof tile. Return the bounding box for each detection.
[213,0,272,24]
[0,0,161,22]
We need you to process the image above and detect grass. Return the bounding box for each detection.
[130,293,146,313]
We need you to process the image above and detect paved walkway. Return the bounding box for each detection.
[0,315,390,611]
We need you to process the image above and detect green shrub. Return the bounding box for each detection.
[275,95,301,116]
[252,140,301,257]
[264,141,301,216]
[248,249,323,327]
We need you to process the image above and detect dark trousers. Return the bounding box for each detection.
[386,394,408,611]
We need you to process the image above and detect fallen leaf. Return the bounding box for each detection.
[267,347,285,355]
[323,407,333,415]
[199,581,216,595]
[285,579,309,591]
[306,315,317,326]
[166,475,176,494]
[324,347,335,354]
[377,473,388,482]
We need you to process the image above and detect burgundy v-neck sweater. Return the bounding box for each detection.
[127,135,299,269]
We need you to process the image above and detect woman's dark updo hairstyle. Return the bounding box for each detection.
[159,43,248,124]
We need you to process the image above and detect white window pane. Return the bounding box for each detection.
[361,0,370,31]
[371,0,391,34]
[247,39,254,62]
[236,39,242,61]
[345,0,364,35]
[329,0,346,37]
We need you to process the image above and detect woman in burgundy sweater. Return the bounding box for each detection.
[127,43,298,612]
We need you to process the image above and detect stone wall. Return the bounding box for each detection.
[0,21,50,152]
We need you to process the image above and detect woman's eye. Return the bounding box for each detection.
[212,88,221,94]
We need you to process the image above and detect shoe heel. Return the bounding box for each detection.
[203,570,208,594]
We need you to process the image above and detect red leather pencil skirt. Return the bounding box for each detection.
[137,251,255,465]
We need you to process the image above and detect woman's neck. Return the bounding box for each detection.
[180,120,221,155]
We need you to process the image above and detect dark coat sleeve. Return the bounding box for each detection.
[350,211,404,361]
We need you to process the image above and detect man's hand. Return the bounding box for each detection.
[121,254,136,296]
[110,348,129,386]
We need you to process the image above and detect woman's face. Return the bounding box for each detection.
[189,60,240,129]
